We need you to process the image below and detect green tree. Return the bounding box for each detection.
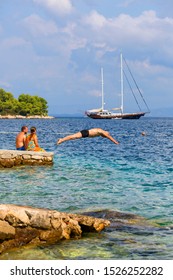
[0,88,48,116]
[18,94,48,116]
[0,89,17,115]
[0,89,14,102]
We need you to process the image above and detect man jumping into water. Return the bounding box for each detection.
[57,128,119,145]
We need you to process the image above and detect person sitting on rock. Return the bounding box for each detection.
[25,126,45,152]
[16,126,28,150]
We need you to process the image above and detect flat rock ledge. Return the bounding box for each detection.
[0,204,110,254]
[0,150,54,168]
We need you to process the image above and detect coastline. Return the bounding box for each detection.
[0,115,54,119]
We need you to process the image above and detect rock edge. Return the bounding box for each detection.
[0,150,54,167]
[0,204,110,254]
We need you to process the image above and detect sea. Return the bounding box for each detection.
[0,117,173,260]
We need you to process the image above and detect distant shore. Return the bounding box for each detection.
[0,115,55,119]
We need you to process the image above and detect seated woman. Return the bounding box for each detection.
[25,126,45,152]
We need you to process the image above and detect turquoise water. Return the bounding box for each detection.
[0,117,173,259]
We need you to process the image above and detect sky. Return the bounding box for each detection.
[0,0,173,116]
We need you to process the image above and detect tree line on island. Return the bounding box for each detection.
[0,88,48,116]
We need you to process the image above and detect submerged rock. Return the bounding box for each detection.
[0,204,110,254]
[82,209,165,234]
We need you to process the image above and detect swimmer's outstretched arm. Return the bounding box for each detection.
[57,132,82,145]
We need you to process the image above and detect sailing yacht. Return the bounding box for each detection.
[86,53,150,119]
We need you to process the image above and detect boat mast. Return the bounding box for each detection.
[101,67,104,111]
[120,53,124,114]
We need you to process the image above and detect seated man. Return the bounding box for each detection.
[57,128,119,145]
[16,126,28,150]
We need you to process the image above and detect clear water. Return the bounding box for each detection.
[0,117,173,259]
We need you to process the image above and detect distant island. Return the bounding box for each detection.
[0,88,53,118]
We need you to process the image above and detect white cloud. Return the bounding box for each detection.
[22,14,58,36]
[22,16,86,57]
[88,89,101,97]
[1,37,28,49]
[80,10,173,63]
[119,0,136,8]
[61,23,87,51]
[33,0,73,15]
[18,9,173,69]
[0,80,11,89]
[83,10,106,29]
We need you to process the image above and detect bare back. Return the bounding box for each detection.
[16,132,26,149]
[88,128,106,137]
[88,128,119,144]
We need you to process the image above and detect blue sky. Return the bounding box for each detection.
[0,0,173,116]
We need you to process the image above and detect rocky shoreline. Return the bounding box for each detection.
[0,150,54,168]
[0,204,110,254]
[0,115,54,119]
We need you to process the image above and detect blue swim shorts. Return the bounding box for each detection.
[16,146,25,151]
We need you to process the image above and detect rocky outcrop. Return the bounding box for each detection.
[0,150,53,167]
[0,204,110,254]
